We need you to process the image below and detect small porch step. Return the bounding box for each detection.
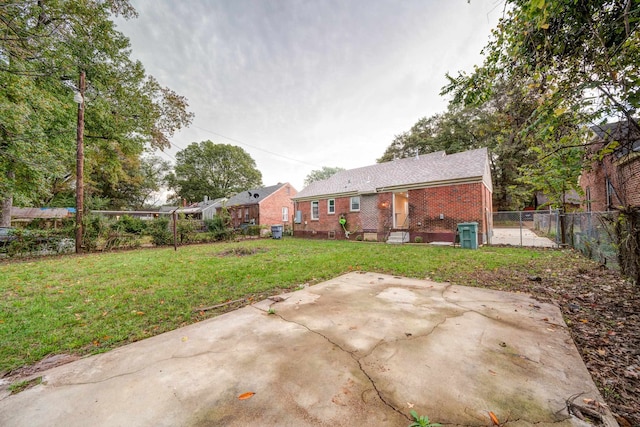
[386,231,409,244]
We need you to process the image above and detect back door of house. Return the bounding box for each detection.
[393,192,409,229]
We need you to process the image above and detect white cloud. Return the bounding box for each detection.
[116,0,503,192]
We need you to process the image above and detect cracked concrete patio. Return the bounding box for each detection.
[0,272,615,426]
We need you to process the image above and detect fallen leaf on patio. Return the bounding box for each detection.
[488,369,497,375]
[488,411,500,425]
[181,336,188,342]
[579,319,588,323]
[238,391,255,400]
[407,402,414,408]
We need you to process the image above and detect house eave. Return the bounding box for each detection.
[293,176,485,202]
[379,176,484,192]
[292,190,360,202]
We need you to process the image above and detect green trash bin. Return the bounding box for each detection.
[457,222,479,249]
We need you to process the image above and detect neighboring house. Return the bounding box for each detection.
[222,183,297,230]
[161,197,227,220]
[534,190,582,212]
[92,198,227,221]
[579,121,640,211]
[11,207,75,227]
[92,210,166,220]
[292,148,493,244]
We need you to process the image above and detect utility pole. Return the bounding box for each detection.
[75,70,85,254]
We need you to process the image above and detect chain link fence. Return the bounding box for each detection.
[492,210,619,268]
[562,212,618,268]
[491,211,559,247]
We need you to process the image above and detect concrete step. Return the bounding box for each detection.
[386,231,409,244]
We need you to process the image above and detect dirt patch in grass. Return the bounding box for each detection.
[461,257,639,426]
[216,246,268,257]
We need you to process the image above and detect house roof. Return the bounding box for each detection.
[294,147,492,200]
[159,198,227,214]
[225,183,289,207]
[11,207,75,219]
[591,121,640,141]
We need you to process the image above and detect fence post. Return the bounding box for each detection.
[519,211,523,247]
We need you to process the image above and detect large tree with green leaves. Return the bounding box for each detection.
[444,0,640,279]
[0,0,193,225]
[167,141,263,203]
[304,166,345,187]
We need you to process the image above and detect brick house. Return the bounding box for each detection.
[292,148,493,244]
[579,121,640,211]
[222,183,297,231]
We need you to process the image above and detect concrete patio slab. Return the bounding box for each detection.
[0,272,613,426]
[491,227,558,248]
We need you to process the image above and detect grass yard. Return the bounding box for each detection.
[0,238,566,374]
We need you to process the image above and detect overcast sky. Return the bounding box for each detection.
[115,0,504,193]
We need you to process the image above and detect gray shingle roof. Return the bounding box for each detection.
[225,183,286,206]
[294,147,490,200]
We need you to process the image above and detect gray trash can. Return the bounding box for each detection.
[271,225,283,239]
[457,222,479,249]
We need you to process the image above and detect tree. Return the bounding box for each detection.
[0,0,193,226]
[304,166,345,187]
[443,0,640,279]
[378,86,541,211]
[167,141,263,203]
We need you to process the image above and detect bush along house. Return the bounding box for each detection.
[222,183,297,234]
[292,148,493,245]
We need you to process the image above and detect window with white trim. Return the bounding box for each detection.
[328,199,335,214]
[282,206,289,221]
[350,196,360,212]
[311,201,319,220]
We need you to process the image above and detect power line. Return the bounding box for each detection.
[192,124,322,169]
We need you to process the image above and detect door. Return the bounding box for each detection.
[393,192,409,229]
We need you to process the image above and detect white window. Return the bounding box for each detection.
[237,209,242,219]
[350,196,360,212]
[244,208,249,222]
[282,206,289,221]
[328,199,335,214]
[311,201,319,220]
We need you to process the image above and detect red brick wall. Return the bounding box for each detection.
[259,184,297,227]
[409,183,486,242]
[294,197,361,239]
[579,147,639,211]
[294,182,491,243]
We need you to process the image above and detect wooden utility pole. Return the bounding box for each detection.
[75,70,85,254]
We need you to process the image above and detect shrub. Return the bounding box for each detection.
[414,236,423,243]
[204,216,233,241]
[147,217,172,246]
[113,215,146,235]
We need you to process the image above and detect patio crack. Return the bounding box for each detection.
[259,307,412,423]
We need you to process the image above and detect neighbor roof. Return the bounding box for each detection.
[294,148,491,201]
[225,183,289,206]
[11,207,74,219]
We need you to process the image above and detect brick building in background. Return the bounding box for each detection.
[292,148,493,245]
[222,183,297,231]
[580,121,640,211]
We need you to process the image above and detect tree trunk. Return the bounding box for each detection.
[0,170,15,227]
[0,194,12,227]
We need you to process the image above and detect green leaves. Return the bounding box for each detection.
[168,141,263,203]
[1,0,193,214]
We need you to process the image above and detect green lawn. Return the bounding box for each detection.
[0,238,567,374]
